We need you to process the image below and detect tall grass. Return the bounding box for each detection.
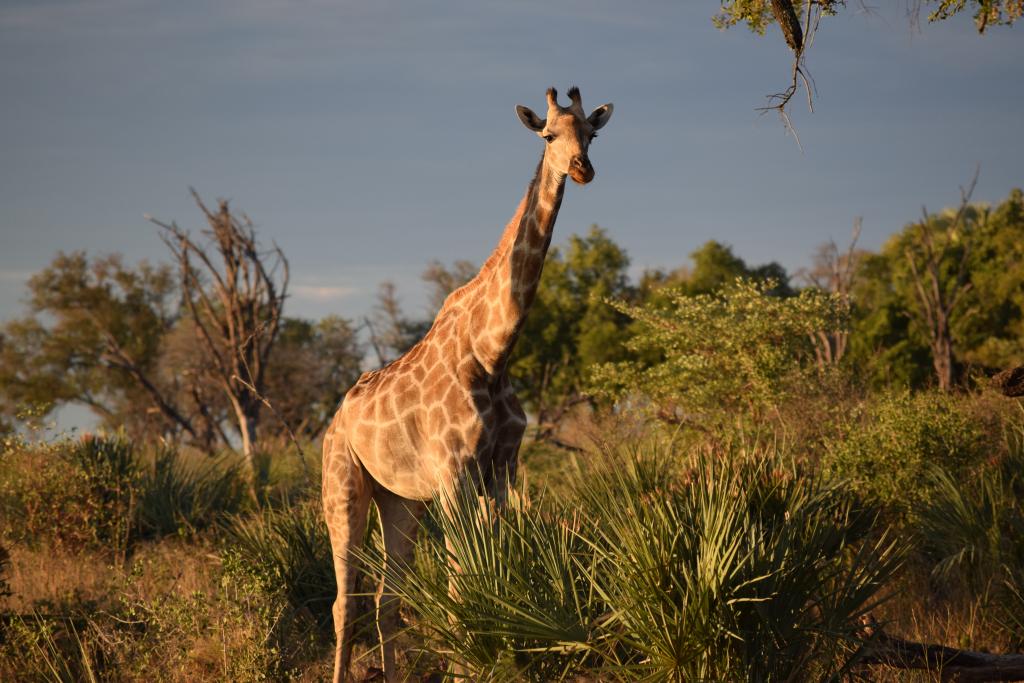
[362,443,903,682]
[136,444,244,538]
[912,410,1024,644]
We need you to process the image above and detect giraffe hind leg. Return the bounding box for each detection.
[323,435,373,683]
[373,488,426,683]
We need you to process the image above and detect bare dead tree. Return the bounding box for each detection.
[904,169,979,392]
[802,217,862,371]
[365,281,430,366]
[149,190,289,491]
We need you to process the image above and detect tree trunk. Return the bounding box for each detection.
[862,633,1024,680]
[230,395,260,501]
[932,317,954,392]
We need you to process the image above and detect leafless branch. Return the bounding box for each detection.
[903,167,980,390]
[232,373,312,487]
[857,614,1024,679]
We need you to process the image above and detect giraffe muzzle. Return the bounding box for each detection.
[569,156,595,185]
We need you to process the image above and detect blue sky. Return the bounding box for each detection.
[1,0,1022,329]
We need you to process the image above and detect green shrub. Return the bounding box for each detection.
[582,447,901,682]
[0,614,100,683]
[1,433,254,557]
[823,391,992,516]
[912,424,1024,642]
[360,481,605,682]
[223,500,338,630]
[914,466,1023,589]
[0,433,138,555]
[591,278,847,428]
[364,443,902,682]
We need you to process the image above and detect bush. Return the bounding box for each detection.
[582,447,901,682]
[823,391,993,517]
[912,426,1024,643]
[0,433,137,555]
[591,279,847,429]
[364,443,902,682]
[222,500,338,630]
[136,444,245,538]
[1,433,248,556]
[0,553,324,682]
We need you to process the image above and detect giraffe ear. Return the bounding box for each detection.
[516,105,545,132]
[588,103,613,130]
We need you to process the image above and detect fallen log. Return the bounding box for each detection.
[858,615,1024,681]
[993,365,1024,398]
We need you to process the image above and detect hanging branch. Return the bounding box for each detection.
[758,0,826,149]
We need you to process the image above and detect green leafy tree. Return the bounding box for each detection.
[591,279,846,428]
[0,252,196,442]
[847,187,1024,390]
[958,188,1024,371]
[0,254,366,449]
[715,0,1022,34]
[640,241,793,300]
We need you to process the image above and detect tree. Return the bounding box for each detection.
[365,281,432,366]
[799,218,863,369]
[846,185,1024,390]
[957,187,1024,371]
[591,279,846,429]
[640,241,792,299]
[0,252,200,442]
[262,316,364,439]
[150,192,288,489]
[903,176,979,391]
[422,259,477,315]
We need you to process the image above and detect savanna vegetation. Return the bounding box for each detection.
[2,183,1023,681]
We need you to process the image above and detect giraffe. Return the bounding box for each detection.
[322,86,613,682]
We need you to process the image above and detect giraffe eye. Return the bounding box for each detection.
[543,134,555,143]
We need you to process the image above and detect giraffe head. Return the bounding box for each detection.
[516,86,613,185]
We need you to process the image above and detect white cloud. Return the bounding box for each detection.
[291,284,357,301]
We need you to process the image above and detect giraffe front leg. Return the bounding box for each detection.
[323,443,373,683]
[373,489,426,683]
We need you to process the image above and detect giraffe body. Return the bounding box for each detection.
[322,87,613,682]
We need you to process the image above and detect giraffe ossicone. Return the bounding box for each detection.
[322,86,613,682]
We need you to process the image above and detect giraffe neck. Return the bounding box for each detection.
[464,155,566,374]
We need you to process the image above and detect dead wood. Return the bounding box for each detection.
[858,615,1024,681]
[993,365,1024,397]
